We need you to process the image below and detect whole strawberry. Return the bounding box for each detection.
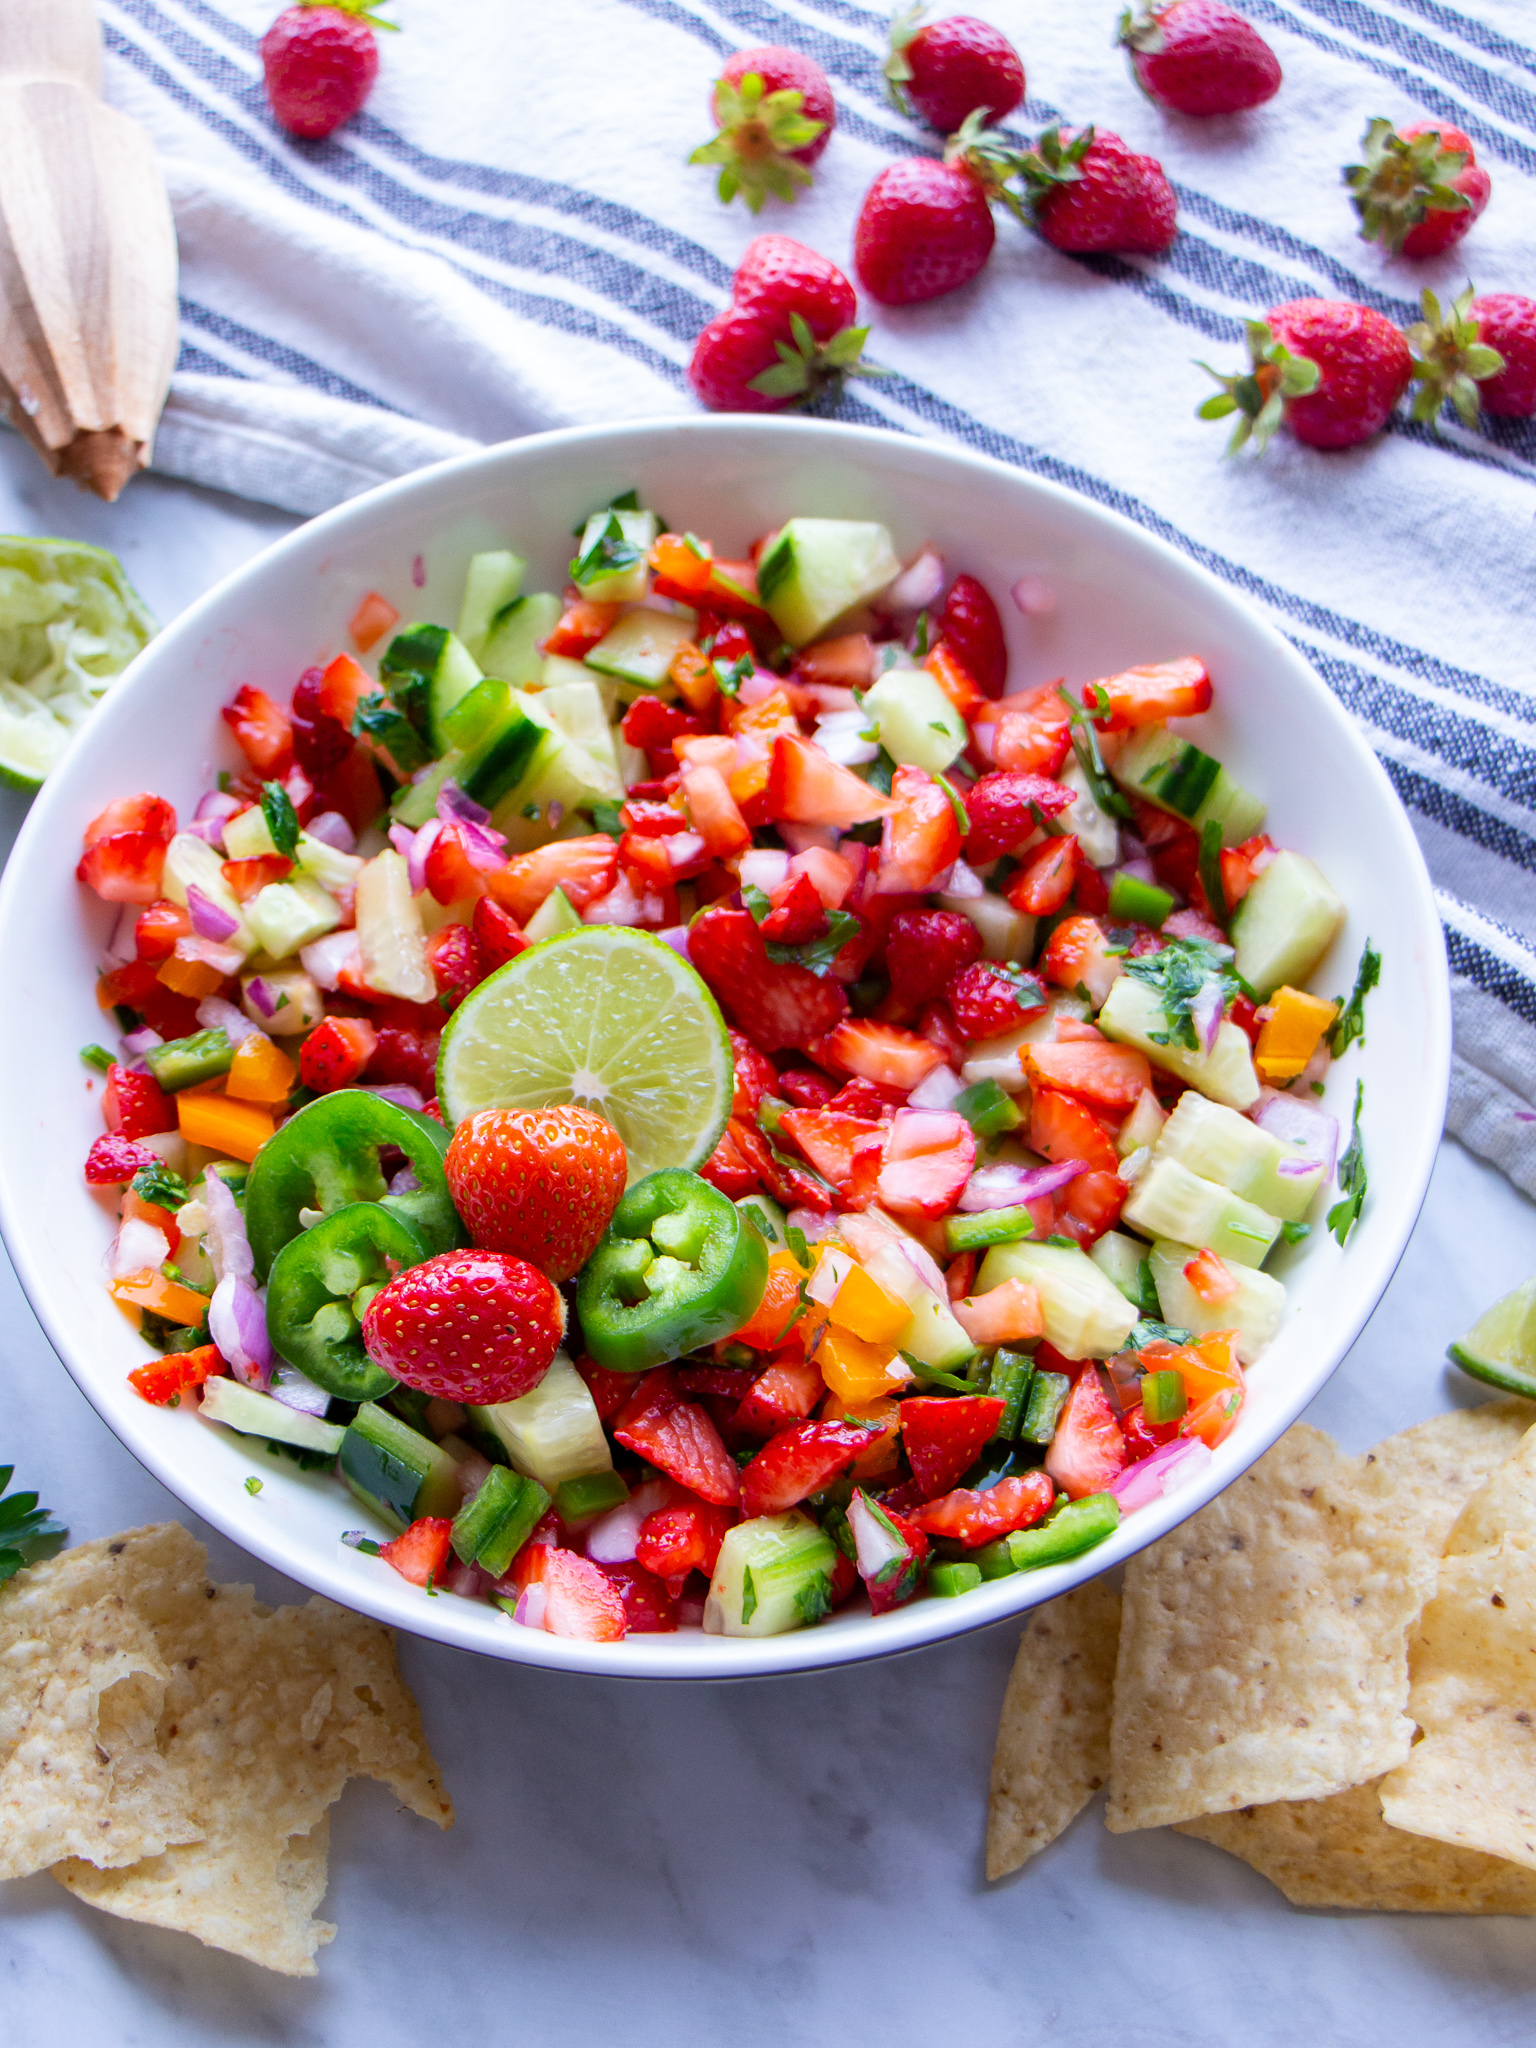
[854,113,1030,307]
[1469,293,1536,416]
[885,7,1026,133]
[1020,126,1178,255]
[1118,2,1280,117]
[938,571,1007,695]
[690,45,834,211]
[1406,287,1533,426]
[261,0,393,140]
[1199,299,1411,452]
[689,235,879,412]
[445,1105,627,1281]
[1344,117,1491,258]
[361,1248,565,1404]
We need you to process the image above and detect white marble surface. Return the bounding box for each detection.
[2,433,1534,2044]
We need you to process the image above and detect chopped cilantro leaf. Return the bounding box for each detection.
[764,908,860,978]
[741,883,772,925]
[1328,940,1381,1057]
[570,510,642,587]
[935,772,971,837]
[711,653,752,698]
[245,1475,263,1496]
[1326,1081,1367,1246]
[1063,693,1134,821]
[131,1162,189,1211]
[260,781,300,860]
[1127,1319,1193,1351]
[1123,937,1242,1051]
[591,800,624,840]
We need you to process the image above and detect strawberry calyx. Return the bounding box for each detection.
[1406,287,1506,429]
[691,71,828,213]
[745,312,888,407]
[1014,124,1096,223]
[1196,319,1321,455]
[1343,116,1471,254]
[883,2,927,114]
[295,0,398,26]
[943,109,1033,223]
[1115,4,1167,55]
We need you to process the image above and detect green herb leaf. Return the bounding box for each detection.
[1063,692,1134,820]
[935,772,971,837]
[711,652,753,698]
[741,883,772,925]
[764,908,861,977]
[1328,940,1381,1057]
[1326,1080,1367,1247]
[1124,937,1243,1053]
[1281,1220,1311,1245]
[260,781,300,861]
[130,1162,189,1212]
[1125,1319,1194,1352]
[244,1476,263,1497]
[570,511,643,587]
[0,1464,67,1584]
[590,800,624,840]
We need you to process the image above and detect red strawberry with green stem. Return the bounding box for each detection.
[690,46,834,212]
[1462,293,1536,417]
[1344,118,1491,258]
[1118,2,1281,118]
[884,8,1026,133]
[261,0,395,140]
[1405,287,1524,426]
[1198,300,1411,452]
[689,235,882,413]
[854,112,1032,307]
[1019,126,1178,255]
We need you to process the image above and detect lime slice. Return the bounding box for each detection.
[436,926,734,1181]
[1448,1277,1536,1400]
[0,537,155,789]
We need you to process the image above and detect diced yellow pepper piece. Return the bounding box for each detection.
[156,947,227,999]
[177,1092,276,1163]
[1254,985,1339,1083]
[816,1324,911,1407]
[829,1262,911,1347]
[226,1031,298,1105]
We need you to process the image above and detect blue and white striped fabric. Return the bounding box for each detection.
[96,0,1536,1193]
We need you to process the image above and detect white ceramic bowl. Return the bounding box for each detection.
[0,417,1448,1678]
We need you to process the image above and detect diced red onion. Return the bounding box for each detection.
[109,1217,170,1279]
[1111,1436,1212,1513]
[406,817,444,895]
[184,936,246,977]
[445,1557,494,1599]
[942,857,985,900]
[512,1582,547,1629]
[186,885,240,943]
[210,1274,271,1388]
[847,1489,907,1580]
[815,710,879,768]
[787,1206,837,1245]
[245,976,278,1019]
[1011,574,1057,617]
[454,1449,495,1504]
[1115,857,1157,886]
[959,1160,1086,1211]
[196,996,259,1047]
[300,929,361,991]
[1190,980,1223,1057]
[1254,1093,1339,1178]
[365,1083,425,1112]
[305,809,356,852]
[548,801,565,830]
[437,780,492,829]
[1286,1042,1332,1096]
[585,1501,644,1564]
[389,820,416,859]
[808,1245,855,1307]
[801,684,858,716]
[779,821,841,856]
[202,1169,254,1283]
[185,816,227,847]
[103,902,139,964]
[121,1025,164,1057]
[739,848,791,894]
[196,789,243,825]
[886,547,946,615]
[907,1063,966,1111]
[737,670,779,706]
[657,925,691,961]
[269,1364,332,1416]
[388,1164,421,1195]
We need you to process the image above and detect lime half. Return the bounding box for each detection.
[437,926,734,1182]
[1449,1276,1536,1400]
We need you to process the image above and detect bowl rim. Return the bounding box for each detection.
[0,414,1451,1679]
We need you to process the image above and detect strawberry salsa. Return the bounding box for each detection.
[77,499,1373,1645]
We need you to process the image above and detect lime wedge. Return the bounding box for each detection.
[436,926,734,1182]
[1448,1276,1536,1400]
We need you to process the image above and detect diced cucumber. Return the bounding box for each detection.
[572,507,659,604]
[147,1028,234,1091]
[523,886,582,941]
[391,679,548,828]
[222,806,278,860]
[1117,1088,1166,1157]
[1148,1239,1285,1366]
[457,551,525,662]
[946,1206,1035,1253]
[704,1512,838,1637]
[1089,1229,1159,1311]
[242,966,323,1036]
[1059,752,1120,867]
[488,696,623,838]
[957,996,1090,1093]
[381,624,483,755]
[736,1191,791,1249]
[754,518,902,647]
[1229,850,1345,1001]
[1112,725,1266,846]
[585,608,695,690]
[975,1240,1137,1359]
[850,1214,974,1371]
[245,876,342,961]
[1097,975,1260,1112]
[480,592,562,689]
[1154,1089,1326,1223]
[534,676,622,784]
[340,1401,461,1534]
[470,1353,611,1489]
[1122,1158,1279,1267]
[451,1464,550,1577]
[294,831,365,895]
[936,887,1033,963]
[199,1375,345,1456]
[160,832,254,956]
[861,667,967,775]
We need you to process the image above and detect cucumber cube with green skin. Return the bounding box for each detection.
[1229,850,1345,1000]
[1117,1088,1166,1158]
[861,667,967,774]
[199,1376,346,1457]
[523,886,582,941]
[470,1354,611,1489]
[1089,1229,1161,1312]
[735,1191,790,1249]
[341,1402,461,1534]
[945,1206,1035,1253]
[572,508,659,604]
[1154,1089,1325,1223]
[381,624,484,755]
[705,1512,838,1636]
[1122,1158,1281,1268]
[147,1028,235,1091]
[976,1240,1138,1359]
[246,876,342,961]
[754,518,902,648]
[457,551,526,662]
[487,700,622,841]
[478,591,562,689]
[1147,1239,1285,1365]
[936,887,1033,963]
[1097,974,1261,1112]
[451,1464,550,1576]
[1112,725,1267,846]
[533,677,623,784]
[585,608,696,691]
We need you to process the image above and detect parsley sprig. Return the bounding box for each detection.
[1327,1081,1367,1246]
[1123,937,1244,1051]
[0,1466,67,1585]
[260,781,300,860]
[1328,940,1381,1058]
[570,510,642,587]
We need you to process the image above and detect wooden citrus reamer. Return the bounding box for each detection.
[0,0,178,501]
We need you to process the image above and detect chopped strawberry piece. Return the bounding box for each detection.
[472,895,528,969]
[945,960,1048,1039]
[365,1021,440,1097]
[221,854,293,903]
[1054,1168,1128,1248]
[615,1397,741,1507]
[635,1496,735,1581]
[290,663,354,778]
[621,696,706,776]
[1023,1039,1151,1114]
[1087,656,1211,731]
[348,590,400,654]
[1029,1088,1120,1175]
[856,1497,930,1615]
[1039,914,1126,1008]
[828,1076,903,1120]
[312,741,384,838]
[298,1016,377,1094]
[595,1560,678,1633]
[828,1548,861,1607]
[1228,993,1263,1046]
[768,733,896,828]
[544,599,619,659]
[620,797,688,838]
[103,1063,173,1140]
[540,1548,629,1639]
[688,904,849,1054]
[878,764,962,894]
[700,1119,765,1199]
[78,793,177,904]
[952,1277,1043,1346]
[963,769,1076,862]
[426,923,487,1010]
[221,684,293,776]
[738,1419,876,1519]
[924,642,986,718]
[938,572,1008,697]
[779,1107,885,1188]
[85,1133,160,1186]
[884,907,982,1008]
[1121,1402,1180,1462]
[378,1516,455,1588]
[317,653,377,728]
[1007,834,1079,917]
[485,836,618,925]
[133,899,191,962]
[733,1354,825,1437]
[575,1355,639,1424]
[918,1000,967,1069]
[910,1470,1055,1545]
[822,1018,942,1090]
[791,632,876,689]
[1185,1246,1239,1304]
[759,871,827,945]
[729,1031,778,1118]
[990,683,1073,776]
[777,1066,838,1109]
[96,959,201,1041]
[1072,861,1109,914]
[1220,834,1275,909]
[876,1108,975,1217]
[899,1395,1006,1500]
[1044,1370,1127,1498]
[681,763,753,857]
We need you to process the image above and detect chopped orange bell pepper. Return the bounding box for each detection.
[156,947,228,999]
[1254,985,1339,1083]
[821,1389,902,1479]
[829,1262,911,1347]
[649,532,716,596]
[176,1092,275,1162]
[815,1323,910,1407]
[111,1268,213,1327]
[669,641,718,712]
[730,1249,807,1351]
[226,1031,298,1105]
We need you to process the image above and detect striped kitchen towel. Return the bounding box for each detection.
[90,0,1536,1193]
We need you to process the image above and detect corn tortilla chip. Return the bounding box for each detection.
[1106,1426,1434,1832]
[987,1578,1120,1880]
[55,1555,453,1977]
[1378,1538,1536,1872]
[1444,1420,1536,1557]
[1353,1400,1535,1559]
[1177,1779,1536,1912]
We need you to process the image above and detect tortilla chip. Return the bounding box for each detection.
[1444,1419,1536,1557]
[1178,1779,1536,1912]
[1378,1537,1536,1871]
[1106,1426,1434,1832]
[55,1565,453,1977]
[1353,1400,1535,1559]
[987,1578,1120,1879]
